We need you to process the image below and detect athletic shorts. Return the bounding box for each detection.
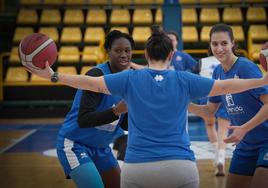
[197,97,229,120]
[57,136,119,177]
[229,147,268,176]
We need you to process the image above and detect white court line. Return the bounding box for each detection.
[0,129,37,154]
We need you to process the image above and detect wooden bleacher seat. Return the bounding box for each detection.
[60,27,82,43]
[57,66,77,75]
[249,43,262,61]
[155,8,162,24]
[223,8,243,23]
[110,9,131,25]
[43,0,64,5]
[200,26,212,42]
[9,47,20,63]
[40,9,61,25]
[80,66,93,75]
[63,9,84,25]
[89,0,108,4]
[86,9,107,25]
[5,67,28,82]
[84,27,105,44]
[58,46,80,63]
[179,0,196,4]
[199,0,220,3]
[65,0,86,5]
[110,27,129,34]
[133,0,154,4]
[17,9,38,25]
[30,74,50,82]
[246,0,267,3]
[38,27,59,43]
[13,27,34,43]
[82,46,104,63]
[112,0,132,5]
[221,0,241,3]
[132,9,153,25]
[132,27,151,43]
[182,26,198,42]
[248,25,268,41]
[20,0,40,5]
[200,8,220,24]
[231,26,245,42]
[182,8,197,24]
[246,7,267,23]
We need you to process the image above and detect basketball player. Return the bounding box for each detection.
[198,56,231,176]
[51,30,134,188]
[167,31,199,73]
[189,23,268,188]
[24,26,268,188]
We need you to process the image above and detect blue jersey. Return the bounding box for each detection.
[169,51,198,72]
[209,57,268,152]
[104,68,214,163]
[58,63,124,148]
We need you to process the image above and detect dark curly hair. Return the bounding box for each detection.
[104,30,135,51]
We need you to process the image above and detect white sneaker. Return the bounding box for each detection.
[215,161,225,176]
[215,149,225,176]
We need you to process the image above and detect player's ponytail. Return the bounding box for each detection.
[145,25,173,61]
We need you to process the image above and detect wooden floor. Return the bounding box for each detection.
[0,118,229,188]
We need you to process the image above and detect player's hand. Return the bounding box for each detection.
[224,125,247,145]
[112,100,128,116]
[24,61,54,79]
[130,62,146,70]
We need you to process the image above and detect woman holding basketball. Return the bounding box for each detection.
[25,26,268,188]
[52,30,133,188]
[189,23,268,188]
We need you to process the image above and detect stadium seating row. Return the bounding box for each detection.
[19,0,266,6]
[9,46,104,64]
[20,0,164,6]
[17,8,162,25]
[183,7,267,24]
[12,24,268,44]
[12,26,153,44]
[17,7,266,26]
[4,66,93,83]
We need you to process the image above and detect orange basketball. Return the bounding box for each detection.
[19,33,57,69]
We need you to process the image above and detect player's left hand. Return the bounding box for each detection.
[224,125,247,145]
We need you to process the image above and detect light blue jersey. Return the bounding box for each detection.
[209,57,268,153]
[169,51,198,72]
[58,63,124,148]
[104,68,214,163]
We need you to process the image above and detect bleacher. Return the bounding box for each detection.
[0,0,267,117]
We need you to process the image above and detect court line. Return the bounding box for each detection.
[0,129,37,154]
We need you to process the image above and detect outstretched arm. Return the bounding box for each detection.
[209,75,268,96]
[25,62,110,94]
[188,102,220,119]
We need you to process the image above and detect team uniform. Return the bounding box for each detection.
[209,57,268,176]
[168,50,198,73]
[57,63,126,179]
[104,68,215,188]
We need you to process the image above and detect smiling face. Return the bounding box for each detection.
[210,32,235,63]
[107,37,132,72]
